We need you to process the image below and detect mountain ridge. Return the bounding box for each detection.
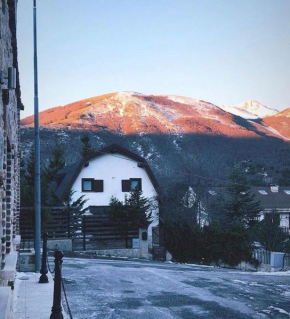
[20,91,287,140]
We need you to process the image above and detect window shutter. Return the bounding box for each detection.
[94,180,103,192]
[122,180,130,192]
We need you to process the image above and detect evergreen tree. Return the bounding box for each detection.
[47,138,65,176]
[20,148,51,228]
[42,138,65,205]
[80,133,94,157]
[109,190,153,248]
[61,189,88,238]
[224,169,261,225]
[202,222,253,266]
[126,189,153,228]
[255,211,288,252]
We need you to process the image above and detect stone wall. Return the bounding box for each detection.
[0,0,22,282]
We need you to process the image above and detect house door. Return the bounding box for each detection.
[152,227,159,246]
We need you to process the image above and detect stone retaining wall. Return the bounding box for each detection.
[0,0,22,284]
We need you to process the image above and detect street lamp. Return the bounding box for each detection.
[33,0,41,272]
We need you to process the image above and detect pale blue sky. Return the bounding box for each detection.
[17,0,290,118]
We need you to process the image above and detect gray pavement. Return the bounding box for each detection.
[13,272,68,319]
[60,258,290,319]
[13,272,54,319]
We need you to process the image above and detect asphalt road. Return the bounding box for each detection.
[60,257,290,319]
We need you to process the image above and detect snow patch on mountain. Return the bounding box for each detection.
[219,105,258,119]
[166,95,200,105]
[220,100,278,119]
[238,100,278,117]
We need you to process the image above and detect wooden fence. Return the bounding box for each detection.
[20,207,139,251]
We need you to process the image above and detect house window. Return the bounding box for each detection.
[82,178,94,191]
[130,178,142,191]
[122,178,142,192]
[82,178,104,192]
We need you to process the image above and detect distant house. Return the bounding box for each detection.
[51,144,161,253]
[207,185,290,230]
[252,185,290,230]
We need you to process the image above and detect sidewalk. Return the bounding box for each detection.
[13,272,67,319]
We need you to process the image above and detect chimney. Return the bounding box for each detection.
[270,185,279,193]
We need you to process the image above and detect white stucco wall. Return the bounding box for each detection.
[280,214,289,228]
[71,153,159,247]
[258,212,290,228]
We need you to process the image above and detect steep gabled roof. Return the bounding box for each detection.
[53,144,160,200]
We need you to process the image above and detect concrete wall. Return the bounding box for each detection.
[0,0,21,282]
[47,239,72,252]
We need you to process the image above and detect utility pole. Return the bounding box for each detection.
[33,0,41,272]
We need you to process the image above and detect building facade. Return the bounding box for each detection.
[0,0,22,283]
[53,144,160,249]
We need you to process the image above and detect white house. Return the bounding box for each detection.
[52,144,161,253]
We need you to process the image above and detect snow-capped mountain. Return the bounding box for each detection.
[20,92,289,188]
[220,100,278,119]
[20,92,281,139]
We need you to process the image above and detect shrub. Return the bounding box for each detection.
[164,220,253,266]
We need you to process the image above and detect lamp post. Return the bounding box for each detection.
[33,0,41,272]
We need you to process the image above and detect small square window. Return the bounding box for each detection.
[130,178,142,191]
[122,178,142,192]
[82,178,94,192]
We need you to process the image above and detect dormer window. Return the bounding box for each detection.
[258,190,268,195]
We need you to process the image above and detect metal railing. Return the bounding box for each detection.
[39,232,73,319]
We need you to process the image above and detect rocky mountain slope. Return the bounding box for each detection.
[20,92,290,188]
[21,92,282,140]
[263,108,290,139]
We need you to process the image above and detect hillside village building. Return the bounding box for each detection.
[52,144,161,254]
[183,185,290,231]
[0,0,22,291]
[207,186,290,230]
